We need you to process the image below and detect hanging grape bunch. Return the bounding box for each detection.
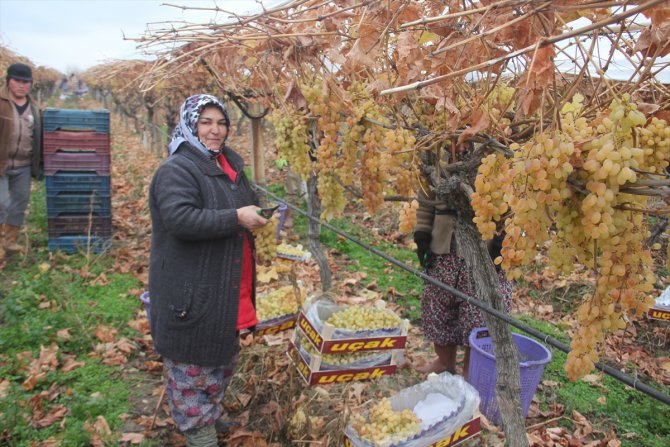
[253,214,279,263]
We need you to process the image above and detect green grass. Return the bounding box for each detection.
[5,177,669,445]
[517,317,670,447]
[0,180,146,446]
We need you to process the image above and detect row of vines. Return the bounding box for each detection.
[62,1,670,444]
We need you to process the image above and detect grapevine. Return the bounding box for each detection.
[472,93,666,380]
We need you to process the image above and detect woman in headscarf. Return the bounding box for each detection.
[148,94,268,446]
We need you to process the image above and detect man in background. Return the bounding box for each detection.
[0,63,42,263]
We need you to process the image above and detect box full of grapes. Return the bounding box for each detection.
[648,306,670,321]
[256,284,305,336]
[257,313,298,336]
[343,417,480,447]
[649,287,670,321]
[287,337,399,385]
[343,373,482,447]
[295,298,409,355]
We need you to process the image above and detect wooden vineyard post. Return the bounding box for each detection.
[249,102,266,186]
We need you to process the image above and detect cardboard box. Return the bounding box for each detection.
[296,299,408,354]
[287,339,397,385]
[648,305,670,321]
[256,312,298,336]
[343,417,481,447]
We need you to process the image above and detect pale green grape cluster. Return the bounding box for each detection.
[257,285,301,320]
[639,117,670,174]
[351,399,422,446]
[252,216,279,263]
[472,92,661,380]
[325,306,401,330]
[268,106,313,180]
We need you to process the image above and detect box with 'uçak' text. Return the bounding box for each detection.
[295,309,408,354]
[648,306,670,321]
[287,339,398,385]
[343,417,481,447]
[256,313,298,336]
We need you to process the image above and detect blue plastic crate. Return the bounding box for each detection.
[46,173,111,196]
[46,193,111,218]
[48,235,111,254]
[43,108,110,133]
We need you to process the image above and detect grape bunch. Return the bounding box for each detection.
[252,215,279,263]
[303,81,348,221]
[350,398,422,446]
[325,306,401,331]
[348,82,390,214]
[384,127,419,198]
[472,92,664,380]
[483,82,516,131]
[269,106,313,180]
[471,151,510,241]
[398,200,418,235]
[257,285,302,320]
[639,117,670,174]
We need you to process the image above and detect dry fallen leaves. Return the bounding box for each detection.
[22,344,60,391]
[120,432,145,444]
[95,324,118,343]
[84,415,113,447]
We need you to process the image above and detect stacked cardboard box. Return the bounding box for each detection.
[288,299,408,385]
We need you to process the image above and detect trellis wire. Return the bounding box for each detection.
[254,184,670,407]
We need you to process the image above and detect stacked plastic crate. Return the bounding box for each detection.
[43,108,112,253]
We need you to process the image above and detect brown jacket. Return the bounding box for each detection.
[415,187,457,255]
[0,85,42,177]
[414,186,503,258]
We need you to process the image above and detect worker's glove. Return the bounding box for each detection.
[488,231,505,271]
[413,231,432,269]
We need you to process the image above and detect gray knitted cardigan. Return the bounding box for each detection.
[148,143,258,366]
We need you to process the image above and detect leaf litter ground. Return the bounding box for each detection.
[87,109,669,446]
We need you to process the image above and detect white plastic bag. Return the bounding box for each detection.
[655,285,670,308]
[344,372,481,447]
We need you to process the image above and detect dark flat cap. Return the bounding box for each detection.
[7,63,33,81]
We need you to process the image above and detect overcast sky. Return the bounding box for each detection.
[1,1,667,82]
[0,0,281,73]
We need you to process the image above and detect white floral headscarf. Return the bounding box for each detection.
[168,94,230,157]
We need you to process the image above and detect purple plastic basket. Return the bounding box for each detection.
[269,201,288,240]
[140,292,152,330]
[467,327,552,425]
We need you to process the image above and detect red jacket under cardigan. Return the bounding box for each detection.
[218,153,257,330]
